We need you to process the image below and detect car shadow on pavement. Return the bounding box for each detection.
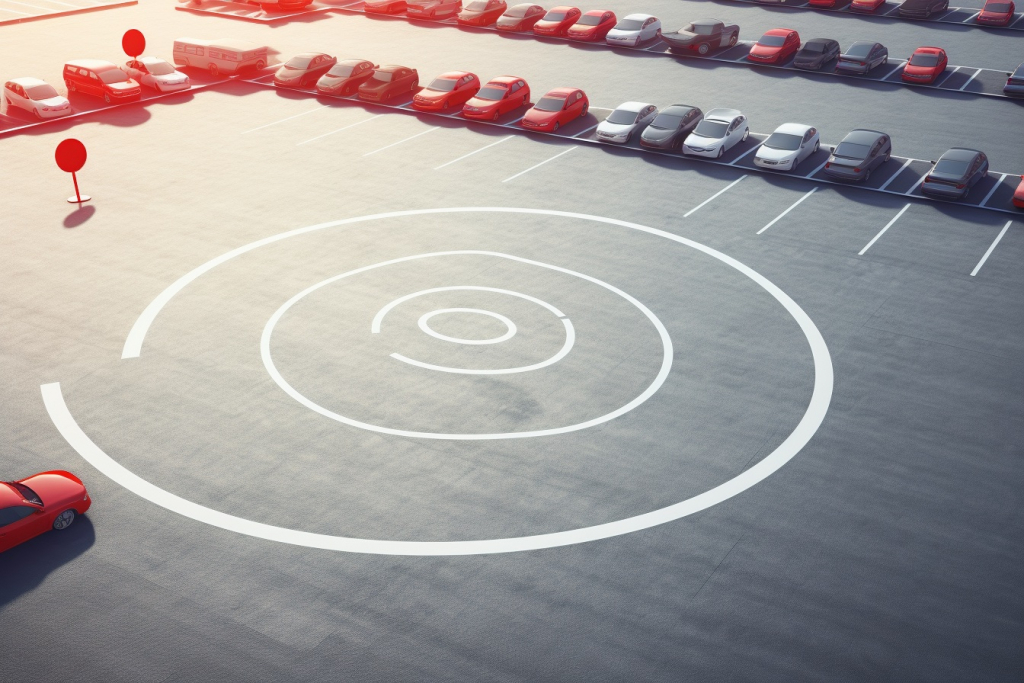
[0,516,95,608]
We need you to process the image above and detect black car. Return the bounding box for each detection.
[793,38,840,71]
[1004,62,1024,98]
[921,148,989,200]
[639,104,703,150]
[899,0,949,18]
[836,41,889,74]
[823,129,892,182]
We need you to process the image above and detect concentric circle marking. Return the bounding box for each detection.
[48,207,834,556]
[418,309,517,346]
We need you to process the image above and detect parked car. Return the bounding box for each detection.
[363,0,407,13]
[63,59,141,104]
[496,3,545,31]
[605,14,661,47]
[754,123,820,171]
[808,0,838,6]
[823,129,892,182]
[521,87,588,132]
[567,10,617,41]
[1013,176,1024,209]
[533,6,581,36]
[274,52,337,88]
[902,46,947,84]
[1004,62,1024,97]
[898,0,949,18]
[639,104,703,150]
[412,71,481,111]
[358,65,419,102]
[171,38,267,76]
[406,0,462,18]
[682,108,749,158]
[121,57,190,93]
[457,0,507,25]
[793,38,840,71]
[1,471,91,553]
[595,101,657,143]
[921,148,988,200]
[316,59,378,96]
[461,75,530,120]
[661,19,740,55]
[836,41,888,74]
[747,29,800,65]
[2,77,71,119]
[850,0,885,11]
[977,0,1015,25]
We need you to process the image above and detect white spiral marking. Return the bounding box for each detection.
[417,309,517,346]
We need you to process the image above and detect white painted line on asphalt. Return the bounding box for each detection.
[879,158,915,190]
[934,65,962,88]
[971,221,1012,276]
[883,4,902,15]
[502,146,577,182]
[503,114,528,127]
[804,157,831,178]
[961,11,980,22]
[0,5,31,13]
[1,0,59,11]
[958,68,983,91]
[729,142,762,166]
[362,126,439,156]
[572,122,601,138]
[684,175,747,218]
[434,135,512,169]
[757,187,817,235]
[904,174,927,195]
[934,7,958,20]
[296,114,383,145]
[980,174,1009,206]
[882,60,908,80]
[241,105,328,134]
[859,203,910,255]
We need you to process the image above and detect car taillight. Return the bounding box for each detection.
[859,62,866,66]
[825,162,830,168]
[854,167,861,172]
[956,183,966,189]
[924,176,932,183]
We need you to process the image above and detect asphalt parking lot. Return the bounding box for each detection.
[1,2,1022,681]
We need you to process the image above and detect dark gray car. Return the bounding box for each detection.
[921,148,989,200]
[823,129,891,182]
[793,39,840,71]
[836,41,888,75]
[639,104,703,150]
[1004,62,1024,98]
[899,0,948,18]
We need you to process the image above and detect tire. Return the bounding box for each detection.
[255,60,266,70]
[579,103,588,118]
[103,93,111,104]
[884,150,891,163]
[442,100,449,110]
[52,509,76,531]
[553,121,560,132]
[742,129,749,142]
[698,43,710,55]
[729,33,738,47]
[209,64,219,77]
[813,140,820,153]
[717,146,724,159]
[863,169,871,182]
[342,85,352,96]
[67,80,76,93]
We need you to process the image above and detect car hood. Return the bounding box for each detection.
[597,121,634,135]
[40,96,70,107]
[642,125,675,141]
[607,28,640,39]
[750,44,781,55]
[276,67,307,78]
[496,16,521,25]
[464,96,499,108]
[524,108,557,122]
[684,132,723,146]
[534,19,563,28]
[663,30,699,43]
[361,80,393,91]
[904,64,938,74]
[108,81,138,91]
[757,145,798,161]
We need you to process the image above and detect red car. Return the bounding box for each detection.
[521,87,588,132]
[902,47,947,84]
[807,0,837,6]
[363,0,407,13]
[567,9,616,41]
[412,71,481,111]
[457,0,507,25]
[461,75,530,120]
[976,0,1015,25]
[495,3,545,31]
[747,29,800,65]
[63,59,142,104]
[850,0,885,11]
[533,6,581,36]
[1013,176,1024,209]
[1,471,90,553]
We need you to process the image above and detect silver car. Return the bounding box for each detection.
[836,41,888,75]
[682,108,749,159]
[596,101,658,144]
[606,14,662,47]
[2,77,71,119]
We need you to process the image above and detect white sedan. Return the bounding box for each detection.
[682,108,749,159]
[2,77,71,119]
[121,57,190,93]
[754,123,820,172]
[596,101,658,144]
[606,14,662,47]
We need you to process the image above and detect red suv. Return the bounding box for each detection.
[64,59,141,104]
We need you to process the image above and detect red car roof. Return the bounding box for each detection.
[548,5,577,11]
[543,87,576,97]
[581,8,606,15]
[437,71,473,80]
[913,46,944,53]
[488,75,522,85]
[763,28,795,36]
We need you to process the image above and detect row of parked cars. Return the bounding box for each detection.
[750,0,1017,25]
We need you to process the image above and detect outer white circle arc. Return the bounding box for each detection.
[260,252,668,440]
[63,206,834,556]
[418,309,517,346]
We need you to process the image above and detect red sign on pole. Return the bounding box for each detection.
[56,138,91,204]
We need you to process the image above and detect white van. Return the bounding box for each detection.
[172,38,268,76]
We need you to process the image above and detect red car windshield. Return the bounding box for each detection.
[985,1,1012,9]
[576,14,603,25]
[476,85,508,100]
[427,78,458,92]
[758,35,786,47]
[98,69,130,84]
[909,53,941,67]
[534,96,566,112]
[542,10,567,20]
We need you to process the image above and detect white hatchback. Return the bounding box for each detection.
[682,108,749,159]
[596,101,658,144]
[754,123,820,172]
[121,57,191,93]
[606,14,662,47]
[3,77,71,119]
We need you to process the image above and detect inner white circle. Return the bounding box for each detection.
[418,308,517,345]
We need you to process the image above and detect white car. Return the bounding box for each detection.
[2,77,71,119]
[121,57,190,93]
[754,123,820,172]
[606,14,662,47]
[595,101,658,144]
[682,108,749,159]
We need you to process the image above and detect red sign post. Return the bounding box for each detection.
[55,138,90,204]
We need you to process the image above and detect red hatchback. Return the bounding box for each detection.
[976,0,1015,25]
[807,0,837,6]
[413,71,481,111]
[903,47,947,84]
[1,471,91,553]
[521,87,588,132]
[567,10,616,41]
[850,0,885,11]
[457,0,507,25]
[462,75,530,120]
[495,3,545,31]
[1013,176,1024,209]
[533,6,581,36]
[747,29,800,65]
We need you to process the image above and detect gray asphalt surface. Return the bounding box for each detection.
[1,2,1022,682]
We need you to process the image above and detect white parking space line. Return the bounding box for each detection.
[804,157,831,178]
[904,174,927,195]
[933,65,962,87]
[683,175,747,218]
[962,11,980,22]
[0,5,31,13]
[757,187,817,235]
[935,7,958,19]
[980,174,1009,206]
[959,68,983,91]
[971,221,1012,276]
[572,122,601,138]
[2,0,58,10]
[434,135,512,169]
[241,105,328,134]
[879,158,914,190]
[362,126,440,157]
[503,115,528,128]
[883,4,902,15]
[729,142,763,166]
[296,114,383,146]
[858,203,911,255]
[502,146,578,183]
[882,61,908,80]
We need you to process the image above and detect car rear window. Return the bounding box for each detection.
[934,158,970,176]
[834,141,871,159]
[909,53,940,67]
[844,43,873,58]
